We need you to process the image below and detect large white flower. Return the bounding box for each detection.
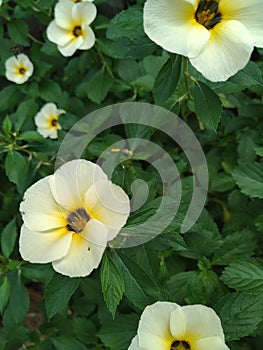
[34,103,65,139]
[19,159,130,277]
[129,301,229,350]
[5,54,34,84]
[143,0,263,82]
[47,1,97,57]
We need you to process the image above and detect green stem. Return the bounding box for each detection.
[27,33,44,45]
[183,56,192,99]
[95,44,114,79]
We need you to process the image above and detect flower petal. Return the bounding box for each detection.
[49,159,108,211]
[73,2,97,25]
[84,180,130,241]
[171,305,225,341]
[58,36,83,57]
[195,336,230,350]
[19,225,72,263]
[54,2,74,30]
[143,0,196,56]
[52,219,108,277]
[190,20,254,81]
[47,21,72,47]
[220,0,263,47]
[20,176,68,232]
[128,336,142,350]
[80,25,96,50]
[137,301,179,349]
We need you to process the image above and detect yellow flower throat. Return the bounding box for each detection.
[195,0,222,29]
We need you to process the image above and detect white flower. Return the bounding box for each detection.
[143,0,263,82]
[0,0,2,6]
[5,54,34,84]
[34,103,65,139]
[19,159,130,277]
[129,301,229,350]
[47,1,97,57]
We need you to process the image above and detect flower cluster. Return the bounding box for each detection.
[129,301,229,350]
[19,159,130,277]
[47,0,97,57]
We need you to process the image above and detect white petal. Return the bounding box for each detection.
[48,129,59,139]
[41,103,58,118]
[5,56,17,70]
[19,225,72,263]
[187,24,210,58]
[128,336,142,350]
[49,159,107,211]
[52,220,108,277]
[220,0,263,47]
[20,176,68,231]
[36,127,54,138]
[137,301,179,349]
[54,2,74,30]
[58,36,83,56]
[47,21,72,46]
[73,2,97,25]
[190,20,254,81]
[80,25,96,50]
[171,305,225,341]
[84,180,130,240]
[195,336,230,350]
[143,0,196,56]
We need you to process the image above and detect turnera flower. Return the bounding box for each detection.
[34,103,65,139]
[129,301,229,350]
[47,1,97,57]
[19,160,130,277]
[5,54,33,84]
[143,0,263,82]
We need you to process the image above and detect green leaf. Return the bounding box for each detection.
[1,218,17,258]
[51,336,87,350]
[213,230,257,266]
[230,61,263,88]
[8,19,29,46]
[39,80,62,102]
[97,313,139,350]
[221,258,263,293]
[210,173,236,192]
[73,318,97,345]
[153,55,182,106]
[5,150,29,194]
[14,99,39,131]
[0,276,11,315]
[100,252,124,318]
[194,81,222,131]
[2,116,12,135]
[45,274,81,319]
[232,162,263,198]
[17,131,45,142]
[215,292,263,341]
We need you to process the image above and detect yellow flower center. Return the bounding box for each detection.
[195,0,222,29]
[170,340,191,350]
[19,67,26,75]
[66,208,90,233]
[73,25,83,38]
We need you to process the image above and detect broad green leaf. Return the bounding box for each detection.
[100,252,124,318]
[194,81,222,131]
[153,55,182,106]
[230,61,263,88]
[1,218,17,258]
[45,274,81,319]
[232,163,263,198]
[14,99,39,131]
[97,313,139,350]
[73,318,97,345]
[2,116,12,136]
[5,150,29,194]
[221,258,263,293]
[39,80,62,102]
[17,131,45,142]
[51,336,87,350]
[215,292,263,341]
[8,20,29,46]
[210,173,236,192]
[0,276,11,315]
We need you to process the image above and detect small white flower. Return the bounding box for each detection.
[34,103,64,139]
[47,1,97,57]
[5,54,34,84]
[129,301,229,350]
[144,0,263,82]
[19,159,130,277]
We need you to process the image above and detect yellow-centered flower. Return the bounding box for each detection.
[129,301,229,350]
[19,160,130,277]
[34,103,64,139]
[5,54,34,84]
[47,1,97,57]
[143,0,263,82]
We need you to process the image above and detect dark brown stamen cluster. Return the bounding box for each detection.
[66,208,90,233]
[19,67,26,75]
[73,25,82,37]
[195,0,222,29]
[170,340,191,350]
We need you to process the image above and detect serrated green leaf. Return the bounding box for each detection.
[230,61,263,88]
[51,336,87,350]
[1,218,17,258]
[215,292,263,341]
[194,81,222,131]
[100,252,124,318]
[5,150,29,194]
[0,276,11,315]
[210,173,236,192]
[45,274,81,319]
[39,80,62,102]
[232,163,263,198]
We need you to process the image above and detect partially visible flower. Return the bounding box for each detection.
[19,159,130,277]
[5,54,33,84]
[47,1,97,57]
[129,301,229,350]
[34,103,64,139]
[0,0,2,6]
[143,0,263,82]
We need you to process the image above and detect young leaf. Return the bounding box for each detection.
[5,150,29,194]
[0,276,11,315]
[1,218,17,258]
[100,252,124,318]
